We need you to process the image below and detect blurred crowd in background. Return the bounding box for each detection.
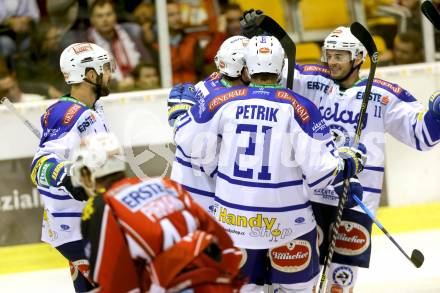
[0,0,439,103]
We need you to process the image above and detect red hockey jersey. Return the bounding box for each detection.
[81,177,243,292]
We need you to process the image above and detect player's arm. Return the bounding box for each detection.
[384,86,440,151]
[288,91,366,189]
[31,109,107,200]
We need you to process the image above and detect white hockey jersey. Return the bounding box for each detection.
[174,84,341,249]
[31,96,109,247]
[170,73,226,212]
[285,64,440,213]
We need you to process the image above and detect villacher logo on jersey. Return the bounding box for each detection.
[269,239,311,273]
[334,220,370,256]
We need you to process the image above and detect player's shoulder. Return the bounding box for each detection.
[278,88,331,139]
[42,96,90,130]
[296,63,332,79]
[191,85,249,122]
[357,78,416,103]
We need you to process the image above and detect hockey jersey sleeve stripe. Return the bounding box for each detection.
[209,166,218,178]
[217,171,303,188]
[51,212,83,217]
[174,116,192,133]
[180,184,215,198]
[176,145,195,159]
[174,156,205,173]
[421,128,436,148]
[215,196,311,212]
[306,170,335,188]
[363,187,382,194]
[412,122,422,151]
[38,188,72,200]
[363,166,385,172]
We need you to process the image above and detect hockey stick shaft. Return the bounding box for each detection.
[1,97,41,138]
[421,0,440,30]
[352,195,424,267]
[318,22,378,293]
[255,15,296,90]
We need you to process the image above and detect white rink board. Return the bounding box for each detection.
[1,63,440,206]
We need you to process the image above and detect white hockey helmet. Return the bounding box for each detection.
[321,26,367,63]
[214,36,249,78]
[246,36,285,76]
[60,42,114,84]
[70,133,125,188]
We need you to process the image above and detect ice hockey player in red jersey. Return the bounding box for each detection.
[70,133,244,292]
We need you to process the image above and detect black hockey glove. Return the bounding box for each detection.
[240,9,266,38]
[59,175,89,201]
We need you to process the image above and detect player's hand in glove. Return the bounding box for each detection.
[334,143,367,183]
[429,91,440,121]
[168,82,197,127]
[334,176,363,209]
[58,174,89,201]
[240,9,265,38]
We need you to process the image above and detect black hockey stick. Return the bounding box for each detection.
[318,22,378,293]
[421,0,440,30]
[352,195,424,268]
[255,15,296,90]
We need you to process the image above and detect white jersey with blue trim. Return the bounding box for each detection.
[31,96,109,247]
[171,72,226,213]
[283,63,440,212]
[173,84,340,249]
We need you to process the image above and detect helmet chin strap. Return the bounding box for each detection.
[83,73,107,104]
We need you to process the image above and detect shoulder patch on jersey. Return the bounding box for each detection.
[63,104,82,125]
[208,72,221,81]
[300,64,331,77]
[208,88,248,112]
[43,109,51,127]
[275,90,310,123]
[373,78,402,94]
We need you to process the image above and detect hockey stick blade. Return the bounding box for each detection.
[352,195,424,268]
[411,249,425,268]
[255,15,296,90]
[350,22,378,63]
[421,1,440,30]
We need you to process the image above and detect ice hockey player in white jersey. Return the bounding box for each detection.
[30,43,114,292]
[292,27,440,293]
[172,35,367,292]
[168,35,249,212]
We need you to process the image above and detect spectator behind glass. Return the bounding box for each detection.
[203,3,243,75]
[153,1,203,84]
[398,0,422,31]
[14,22,67,99]
[0,69,44,103]
[0,70,22,103]
[133,63,160,90]
[393,30,424,65]
[87,0,154,91]
[0,0,40,66]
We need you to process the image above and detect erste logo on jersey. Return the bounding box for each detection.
[77,113,97,133]
[208,88,248,111]
[334,220,370,255]
[259,47,270,54]
[269,240,311,273]
[63,104,82,125]
[275,90,310,122]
